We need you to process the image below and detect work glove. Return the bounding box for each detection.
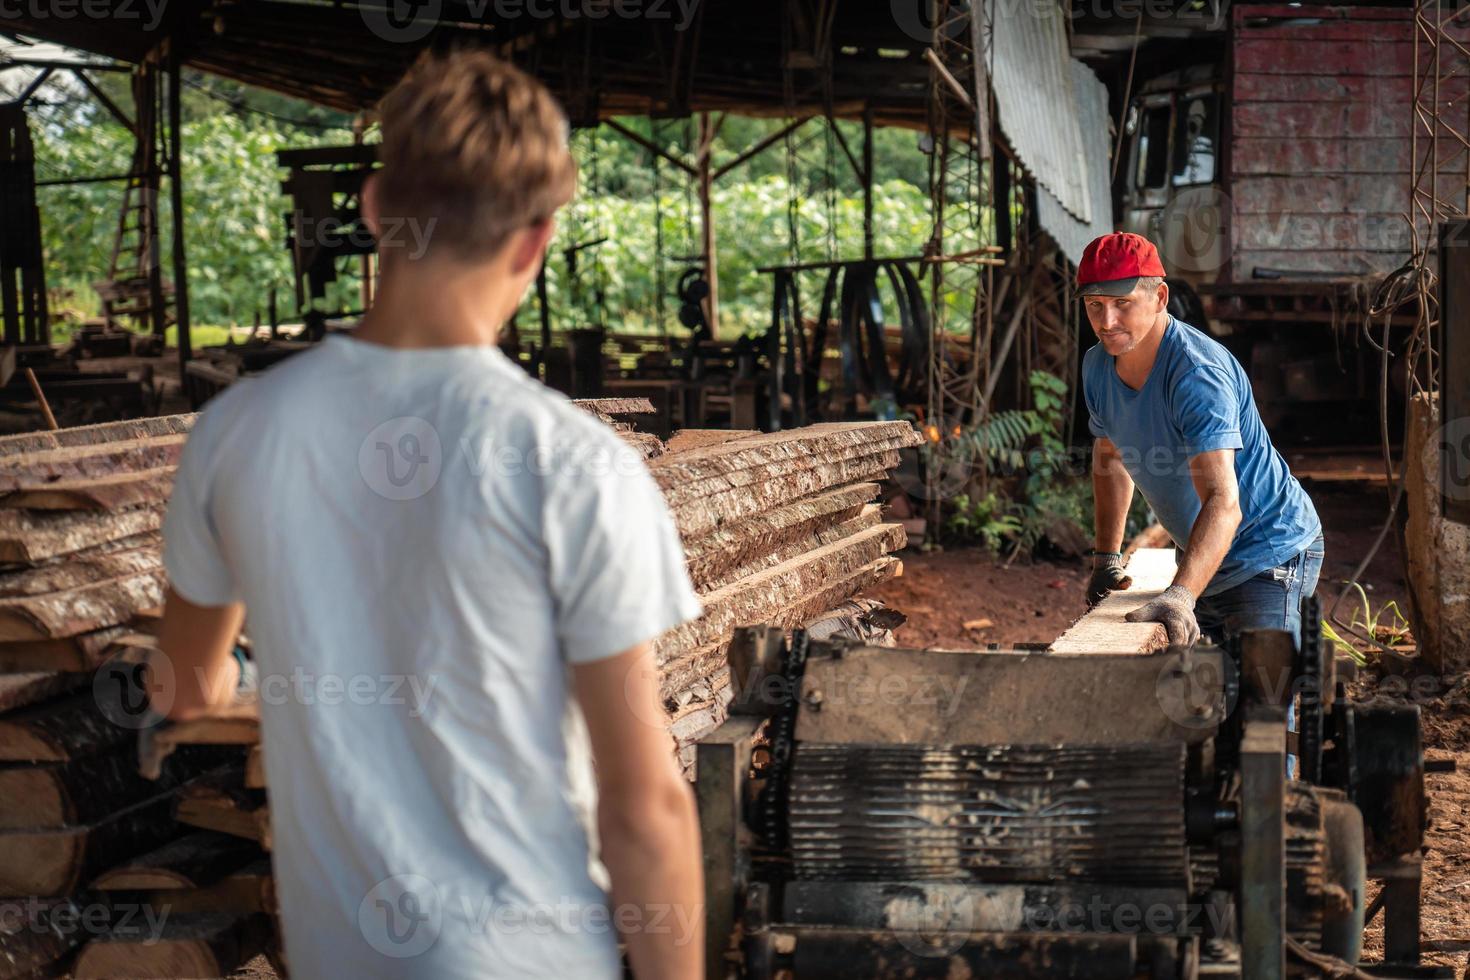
[1125,584,1201,647]
[1086,552,1133,609]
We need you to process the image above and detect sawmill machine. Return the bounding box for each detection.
[696,600,1441,979]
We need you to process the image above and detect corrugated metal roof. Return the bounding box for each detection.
[992,0,1093,223]
[1037,60,1114,265]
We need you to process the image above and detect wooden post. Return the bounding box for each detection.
[862,104,875,261]
[697,112,720,339]
[166,45,191,373]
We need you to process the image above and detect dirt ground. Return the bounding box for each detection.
[871,477,1470,974]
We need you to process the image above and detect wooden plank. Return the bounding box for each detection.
[72,912,271,980]
[0,789,183,895]
[1234,101,1410,139]
[0,468,176,511]
[570,396,656,416]
[656,523,907,657]
[1049,548,1176,654]
[0,624,140,672]
[1232,212,1410,253]
[665,429,760,454]
[0,544,159,599]
[0,671,85,713]
[244,746,265,789]
[1231,175,1408,215]
[697,506,883,594]
[672,451,900,539]
[1234,39,1415,76]
[1230,248,1409,278]
[1232,138,1411,176]
[0,435,186,490]
[0,413,193,455]
[684,483,878,590]
[0,507,164,564]
[0,567,166,641]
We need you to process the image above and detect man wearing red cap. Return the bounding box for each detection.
[1079,232,1323,664]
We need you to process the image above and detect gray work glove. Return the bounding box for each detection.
[1125,584,1201,646]
[1086,552,1133,609]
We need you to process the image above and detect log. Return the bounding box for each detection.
[0,671,85,714]
[571,397,656,417]
[0,507,164,564]
[0,469,176,512]
[682,482,877,588]
[0,746,238,831]
[72,912,271,980]
[0,567,166,641]
[0,414,193,455]
[0,898,84,979]
[1049,548,1177,654]
[0,691,134,763]
[244,747,265,789]
[92,831,259,891]
[0,789,183,895]
[138,704,261,779]
[0,436,187,492]
[175,787,270,849]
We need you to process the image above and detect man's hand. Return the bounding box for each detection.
[1086,552,1133,608]
[1125,584,1201,646]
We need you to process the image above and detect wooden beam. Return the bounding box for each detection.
[711,116,813,182]
[1049,548,1176,654]
[603,118,696,175]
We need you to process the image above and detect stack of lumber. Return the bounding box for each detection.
[0,416,265,980]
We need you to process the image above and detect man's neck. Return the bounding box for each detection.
[1114,314,1170,390]
[351,257,517,350]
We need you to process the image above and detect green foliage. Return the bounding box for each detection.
[1322,582,1412,665]
[945,491,1024,553]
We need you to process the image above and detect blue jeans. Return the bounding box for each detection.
[1194,534,1325,776]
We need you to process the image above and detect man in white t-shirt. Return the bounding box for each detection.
[154,50,706,979]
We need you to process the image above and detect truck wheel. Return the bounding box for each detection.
[1166,278,1212,334]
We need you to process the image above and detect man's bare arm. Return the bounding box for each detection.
[1091,437,1134,553]
[575,644,703,980]
[1173,449,1243,597]
[155,586,246,721]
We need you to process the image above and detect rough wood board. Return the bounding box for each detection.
[0,468,176,512]
[0,544,160,599]
[0,507,164,564]
[0,435,187,491]
[672,453,898,539]
[0,671,85,714]
[656,523,906,656]
[686,486,878,591]
[665,429,759,454]
[0,414,194,455]
[651,422,918,486]
[0,624,136,672]
[571,397,656,416]
[1049,548,1177,654]
[697,507,883,594]
[658,429,915,507]
[0,567,166,641]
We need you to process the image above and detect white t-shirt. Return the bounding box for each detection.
[162,334,703,979]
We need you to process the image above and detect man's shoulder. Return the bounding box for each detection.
[1161,320,1245,388]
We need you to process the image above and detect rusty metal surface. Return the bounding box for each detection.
[991,1,1093,223]
[794,645,1228,746]
[786,741,1189,886]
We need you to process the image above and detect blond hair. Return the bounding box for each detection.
[375,49,578,261]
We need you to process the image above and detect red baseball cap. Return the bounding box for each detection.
[1077,232,1167,296]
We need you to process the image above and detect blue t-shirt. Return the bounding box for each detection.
[1083,317,1320,597]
